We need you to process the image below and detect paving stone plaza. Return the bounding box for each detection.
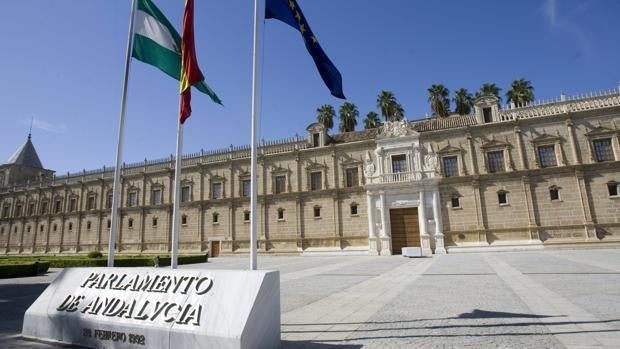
[1,249,619,348]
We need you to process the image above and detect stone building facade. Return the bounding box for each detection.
[1,89,619,256]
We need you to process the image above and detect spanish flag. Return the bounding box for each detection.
[132,0,221,123]
[179,0,203,123]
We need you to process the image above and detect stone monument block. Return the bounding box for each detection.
[22,268,280,349]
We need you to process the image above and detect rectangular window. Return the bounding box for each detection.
[152,189,162,205]
[15,204,22,217]
[550,188,560,201]
[345,168,359,187]
[128,192,137,207]
[310,172,322,191]
[40,202,48,215]
[487,151,505,173]
[2,206,9,218]
[277,209,284,220]
[28,203,35,216]
[451,197,460,208]
[275,175,286,194]
[313,206,321,218]
[244,211,250,222]
[498,191,508,205]
[537,145,557,168]
[483,107,493,123]
[241,180,251,197]
[87,196,96,210]
[213,213,219,223]
[593,139,614,162]
[391,154,407,173]
[152,217,158,227]
[54,200,61,213]
[442,156,458,177]
[312,133,320,147]
[106,194,113,209]
[181,186,190,202]
[350,204,358,215]
[608,183,619,197]
[69,198,76,212]
[212,183,222,199]
[86,221,91,230]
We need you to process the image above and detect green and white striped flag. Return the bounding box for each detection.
[132,0,221,105]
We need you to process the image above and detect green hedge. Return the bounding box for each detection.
[0,261,50,278]
[0,254,207,268]
[157,254,208,267]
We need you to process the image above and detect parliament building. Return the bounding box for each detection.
[1,89,619,256]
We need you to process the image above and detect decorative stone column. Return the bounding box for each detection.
[378,191,391,255]
[366,193,379,255]
[432,189,446,254]
[418,191,432,256]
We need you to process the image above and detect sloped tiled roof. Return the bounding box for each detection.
[5,136,44,169]
[330,128,379,144]
[411,114,477,132]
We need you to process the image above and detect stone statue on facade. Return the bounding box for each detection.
[381,120,409,138]
[422,144,439,173]
[363,151,376,177]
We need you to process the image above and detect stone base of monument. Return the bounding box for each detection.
[22,268,280,349]
[402,247,422,257]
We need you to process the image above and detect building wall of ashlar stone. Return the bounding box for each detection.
[2,102,619,255]
[531,173,584,228]
[339,191,367,238]
[587,167,620,224]
[265,200,297,240]
[440,182,476,232]
[302,196,337,244]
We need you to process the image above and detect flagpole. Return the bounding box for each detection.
[108,0,138,267]
[171,118,183,269]
[249,0,262,270]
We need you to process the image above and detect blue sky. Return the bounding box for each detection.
[0,0,618,174]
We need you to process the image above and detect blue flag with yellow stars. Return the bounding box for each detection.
[265,0,345,99]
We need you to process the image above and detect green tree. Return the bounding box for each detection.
[363,111,382,129]
[316,104,335,130]
[453,88,474,115]
[376,90,405,121]
[338,102,359,132]
[506,78,535,107]
[475,83,502,104]
[427,84,450,118]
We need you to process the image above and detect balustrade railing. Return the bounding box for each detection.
[368,170,436,184]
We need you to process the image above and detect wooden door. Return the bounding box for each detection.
[389,208,420,254]
[210,241,220,257]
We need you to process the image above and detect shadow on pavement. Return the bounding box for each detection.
[0,283,49,333]
[282,340,362,349]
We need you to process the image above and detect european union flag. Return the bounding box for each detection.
[265,0,345,99]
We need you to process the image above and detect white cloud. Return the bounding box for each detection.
[544,0,556,26]
[28,118,67,134]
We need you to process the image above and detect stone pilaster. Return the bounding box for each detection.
[378,191,391,255]
[432,189,446,254]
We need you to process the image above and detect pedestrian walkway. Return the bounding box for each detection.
[1,249,618,348]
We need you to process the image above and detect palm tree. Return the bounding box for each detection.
[506,78,535,107]
[316,104,335,130]
[376,90,405,121]
[453,88,474,115]
[338,102,359,132]
[427,84,450,118]
[475,83,502,104]
[363,111,382,129]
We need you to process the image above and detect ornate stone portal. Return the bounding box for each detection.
[365,121,445,256]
